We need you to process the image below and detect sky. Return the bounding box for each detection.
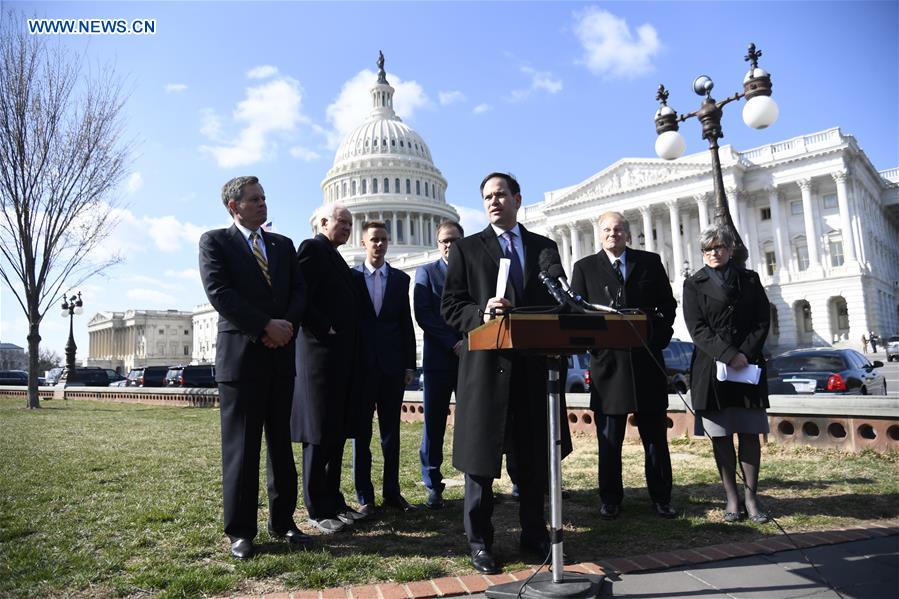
[1,0,897,359]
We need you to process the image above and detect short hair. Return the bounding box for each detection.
[598,211,631,235]
[316,202,349,223]
[479,172,520,196]
[699,224,736,251]
[436,220,464,237]
[362,220,387,232]
[221,176,261,211]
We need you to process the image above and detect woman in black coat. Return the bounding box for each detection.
[683,225,771,524]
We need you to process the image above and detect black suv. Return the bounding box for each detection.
[166,365,215,388]
[57,367,114,386]
[126,365,171,387]
[0,370,28,385]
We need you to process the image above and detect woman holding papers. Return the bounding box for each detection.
[683,225,771,524]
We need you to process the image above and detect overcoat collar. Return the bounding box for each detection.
[476,223,539,300]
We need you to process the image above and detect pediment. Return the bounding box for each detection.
[544,160,709,210]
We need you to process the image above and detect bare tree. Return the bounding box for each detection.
[0,14,131,408]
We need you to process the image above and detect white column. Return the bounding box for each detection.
[404,212,411,246]
[418,212,424,245]
[592,218,602,254]
[832,170,857,264]
[559,229,571,274]
[797,178,820,267]
[767,187,787,281]
[667,201,684,280]
[640,206,654,253]
[569,224,581,266]
[694,193,710,233]
[726,187,742,234]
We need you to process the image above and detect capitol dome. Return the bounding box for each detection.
[313,53,459,264]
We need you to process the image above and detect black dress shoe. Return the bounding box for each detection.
[269,526,312,546]
[471,549,500,574]
[426,489,444,510]
[519,538,551,563]
[654,502,677,519]
[599,503,620,520]
[384,494,419,512]
[230,538,254,560]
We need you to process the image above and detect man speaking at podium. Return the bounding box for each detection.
[442,172,571,575]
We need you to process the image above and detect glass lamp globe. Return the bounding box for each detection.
[74,306,83,315]
[655,130,686,160]
[742,95,779,129]
[61,309,69,318]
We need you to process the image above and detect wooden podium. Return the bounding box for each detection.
[469,311,648,599]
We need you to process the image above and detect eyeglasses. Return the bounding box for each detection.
[438,238,459,246]
[702,245,729,254]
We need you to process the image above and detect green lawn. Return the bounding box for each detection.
[1,396,897,598]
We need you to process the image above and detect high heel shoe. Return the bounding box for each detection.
[747,511,770,524]
[723,511,742,523]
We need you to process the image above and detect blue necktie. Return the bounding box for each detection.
[503,231,525,299]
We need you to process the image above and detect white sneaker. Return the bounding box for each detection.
[337,507,367,524]
[307,517,347,534]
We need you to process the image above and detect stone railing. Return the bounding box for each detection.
[4,387,897,453]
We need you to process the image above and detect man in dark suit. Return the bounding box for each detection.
[442,172,571,575]
[291,204,364,534]
[198,176,310,560]
[414,221,464,510]
[570,211,678,520]
[352,221,418,514]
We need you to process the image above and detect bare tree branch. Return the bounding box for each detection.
[0,12,132,408]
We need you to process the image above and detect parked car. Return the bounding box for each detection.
[886,336,899,362]
[0,370,28,385]
[57,367,115,387]
[767,348,887,395]
[166,365,216,388]
[405,367,423,391]
[109,378,128,387]
[45,367,64,385]
[105,369,126,385]
[663,339,694,394]
[126,365,171,387]
[565,352,591,393]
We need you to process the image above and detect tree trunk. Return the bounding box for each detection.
[27,319,41,409]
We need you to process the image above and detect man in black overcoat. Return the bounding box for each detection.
[442,172,571,575]
[570,211,678,520]
[351,221,418,514]
[291,204,364,534]
[199,176,310,559]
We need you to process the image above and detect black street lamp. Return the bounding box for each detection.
[653,43,779,268]
[61,291,83,382]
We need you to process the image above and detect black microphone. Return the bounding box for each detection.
[538,270,573,308]
[537,248,582,311]
[548,263,620,314]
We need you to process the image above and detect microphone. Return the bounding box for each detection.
[547,263,620,314]
[538,270,575,308]
[537,248,581,312]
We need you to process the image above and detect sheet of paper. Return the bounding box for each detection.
[715,361,762,385]
[495,258,511,299]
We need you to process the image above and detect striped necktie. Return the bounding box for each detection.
[249,231,271,286]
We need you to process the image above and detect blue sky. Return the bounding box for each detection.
[1,1,897,358]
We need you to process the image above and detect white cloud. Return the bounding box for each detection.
[438,90,466,105]
[247,65,279,80]
[200,77,305,167]
[126,172,143,194]
[325,70,430,148]
[289,146,320,162]
[146,215,207,253]
[573,7,661,78]
[164,83,188,93]
[473,103,492,115]
[163,268,201,282]
[511,66,563,101]
[126,288,178,305]
[451,204,488,233]
[199,108,224,141]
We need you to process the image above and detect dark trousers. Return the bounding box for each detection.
[218,377,297,540]
[596,410,672,506]
[301,439,348,520]
[464,368,547,553]
[419,368,456,492]
[353,370,406,505]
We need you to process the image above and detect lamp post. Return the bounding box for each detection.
[61,292,83,382]
[653,43,779,269]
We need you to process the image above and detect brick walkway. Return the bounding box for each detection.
[233,520,899,599]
